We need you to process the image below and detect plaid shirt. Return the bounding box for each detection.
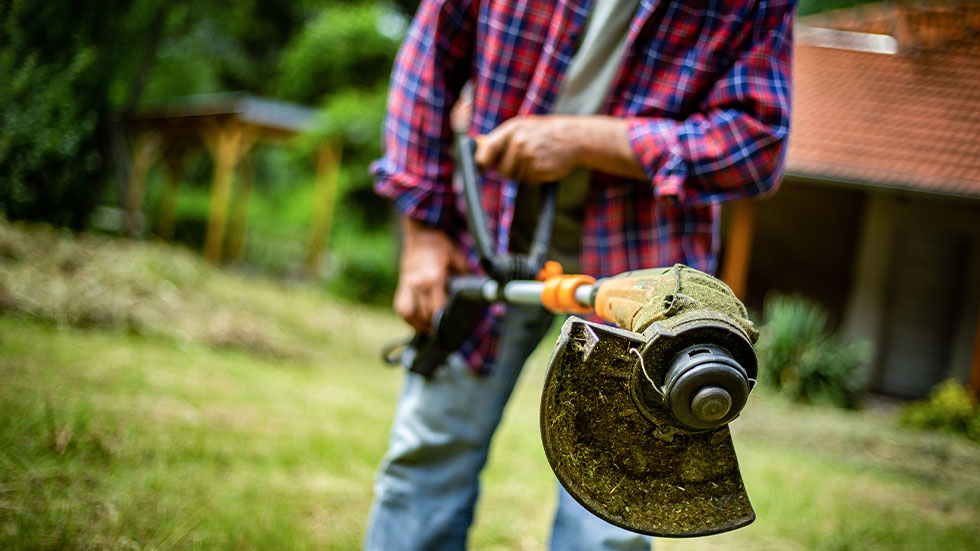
[374,0,794,373]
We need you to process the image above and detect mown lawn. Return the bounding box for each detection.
[1,221,978,550]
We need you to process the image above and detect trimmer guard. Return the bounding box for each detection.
[540,317,755,537]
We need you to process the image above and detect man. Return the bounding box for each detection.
[367,0,794,549]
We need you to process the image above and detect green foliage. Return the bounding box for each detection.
[1,0,402,308]
[139,1,316,101]
[0,0,316,228]
[277,3,405,104]
[139,19,242,100]
[0,0,126,228]
[324,217,398,305]
[277,5,404,303]
[756,295,870,409]
[304,86,389,156]
[901,380,980,442]
[0,47,103,228]
[296,85,391,203]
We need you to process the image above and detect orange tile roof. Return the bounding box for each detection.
[787,27,980,198]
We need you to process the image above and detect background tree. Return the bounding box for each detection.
[0,0,319,228]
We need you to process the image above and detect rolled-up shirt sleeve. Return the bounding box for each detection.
[625,0,794,206]
[372,0,477,228]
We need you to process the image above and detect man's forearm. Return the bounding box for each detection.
[574,116,648,181]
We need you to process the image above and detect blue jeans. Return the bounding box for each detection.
[364,305,651,551]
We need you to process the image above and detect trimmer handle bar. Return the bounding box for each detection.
[457,135,556,283]
[385,135,566,376]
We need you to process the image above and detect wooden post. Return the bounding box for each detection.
[226,149,256,262]
[125,132,161,238]
[720,200,757,299]
[156,148,186,242]
[968,304,980,401]
[305,143,342,278]
[202,123,244,264]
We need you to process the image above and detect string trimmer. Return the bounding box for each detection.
[385,135,760,537]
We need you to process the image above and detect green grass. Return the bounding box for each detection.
[0,317,395,550]
[1,220,979,550]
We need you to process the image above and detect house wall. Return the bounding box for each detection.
[736,179,865,326]
[735,179,980,399]
[842,191,980,397]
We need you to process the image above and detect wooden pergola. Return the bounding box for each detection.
[126,93,340,276]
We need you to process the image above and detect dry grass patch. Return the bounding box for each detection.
[0,218,401,362]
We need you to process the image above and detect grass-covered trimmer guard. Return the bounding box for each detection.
[541,264,758,537]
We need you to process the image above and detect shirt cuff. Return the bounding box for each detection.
[625,118,689,203]
[372,158,453,229]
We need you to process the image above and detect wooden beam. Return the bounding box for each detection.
[202,124,243,264]
[225,149,256,263]
[968,302,980,401]
[305,143,342,278]
[156,148,186,242]
[202,123,260,263]
[125,132,161,238]
[720,199,757,299]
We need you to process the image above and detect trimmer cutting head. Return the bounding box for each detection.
[540,317,756,537]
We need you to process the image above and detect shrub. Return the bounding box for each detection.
[900,380,980,442]
[0,40,105,229]
[277,3,404,104]
[756,295,870,409]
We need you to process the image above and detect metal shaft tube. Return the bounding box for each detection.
[478,280,596,311]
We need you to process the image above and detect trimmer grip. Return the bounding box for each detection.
[405,276,490,377]
[540,274,596,314]
[594,265,758,341]
[594,267,679,332]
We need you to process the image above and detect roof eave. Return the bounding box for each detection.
[783,170,980,202]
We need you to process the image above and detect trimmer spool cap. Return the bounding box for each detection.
[662,344,751,431]
[629,317,757,433]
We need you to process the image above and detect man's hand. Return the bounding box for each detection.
[475,116,583,184]
[475,115,648,184]
[394,217,469,333]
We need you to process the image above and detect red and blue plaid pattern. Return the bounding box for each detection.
[374,0,795,373]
